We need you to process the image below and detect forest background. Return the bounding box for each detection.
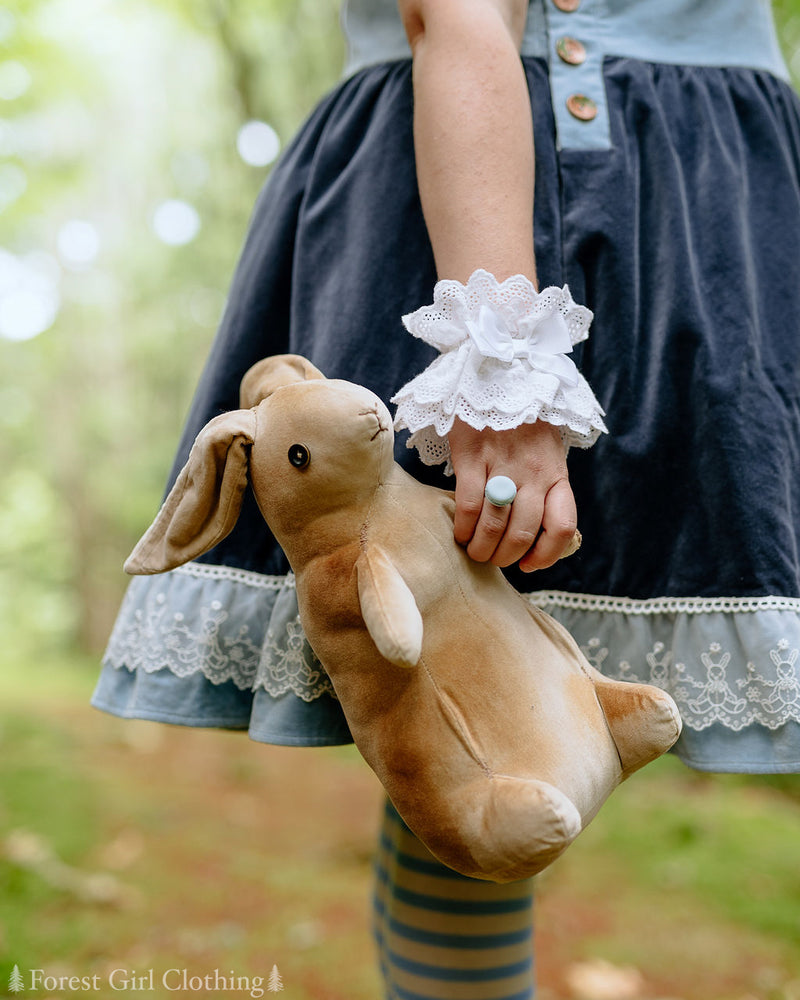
[1,0,345,659]
[2,3,800,999]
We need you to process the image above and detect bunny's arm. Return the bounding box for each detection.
[356,546,424,668]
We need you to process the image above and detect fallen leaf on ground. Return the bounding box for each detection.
[566,958,645,1000]
[4,828,139,907]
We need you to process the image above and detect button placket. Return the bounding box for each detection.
[545,0,611,151]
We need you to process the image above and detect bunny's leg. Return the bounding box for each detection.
[583,663,682,778]
[373,798,535,999]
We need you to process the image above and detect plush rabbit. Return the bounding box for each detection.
[126,354,681,882]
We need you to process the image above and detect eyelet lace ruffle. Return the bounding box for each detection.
[391,269,608,470]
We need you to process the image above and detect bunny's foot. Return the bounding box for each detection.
[586,664,682,778]
[419,775,582,883]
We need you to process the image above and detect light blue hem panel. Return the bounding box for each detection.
[91,666,253,730]
[340,0,789,150]
[90,669,353,747]
[673,721,800,774]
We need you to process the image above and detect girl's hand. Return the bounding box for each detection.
[448,417,577,572]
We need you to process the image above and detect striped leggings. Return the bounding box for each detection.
[373,800,536,1000]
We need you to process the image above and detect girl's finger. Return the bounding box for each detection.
[465,487,514,562]
[453,463,489,547]
[490,486,544,568]
[519,478,578,572]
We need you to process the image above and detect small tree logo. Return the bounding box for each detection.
[8,965,24,992]
[267,964,283,992]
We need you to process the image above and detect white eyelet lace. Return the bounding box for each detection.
[391,269,607,471]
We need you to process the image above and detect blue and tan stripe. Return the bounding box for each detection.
[373,799,535,1000]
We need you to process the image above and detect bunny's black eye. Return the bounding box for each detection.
[288,443,311,469]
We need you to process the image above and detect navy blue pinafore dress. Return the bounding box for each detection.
[94,0,800,774]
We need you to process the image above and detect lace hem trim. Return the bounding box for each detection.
[527,594,800,732]
[174,562,294,590]
[102,566,800,733]
[528,591,800,615]
[103,569,334,702]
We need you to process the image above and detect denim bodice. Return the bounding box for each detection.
[340,0,789,149]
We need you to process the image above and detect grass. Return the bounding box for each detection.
[0,652,799,999]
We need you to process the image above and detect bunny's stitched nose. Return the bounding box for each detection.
[359,406,389,441]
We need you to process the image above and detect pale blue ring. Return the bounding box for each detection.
[485,475,518,507]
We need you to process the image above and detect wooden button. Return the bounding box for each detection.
[553,0,580,11]
[556,36,587,65]
[566,94,598,121]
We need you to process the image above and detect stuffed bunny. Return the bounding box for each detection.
[126,354,681,882]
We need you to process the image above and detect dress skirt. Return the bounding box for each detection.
[94,0,800,773]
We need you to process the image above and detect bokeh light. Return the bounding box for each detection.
[0,248,61,341]
[57,219,100,268]
[236,119,280,167]
[151,198,201,246]
[0,10,15,44]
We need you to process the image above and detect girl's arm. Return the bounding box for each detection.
[398,0,577,572]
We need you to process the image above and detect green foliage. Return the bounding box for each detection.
[1,0,341,656]
[0,711,98,861]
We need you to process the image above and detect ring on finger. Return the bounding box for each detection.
[484,475,517,508]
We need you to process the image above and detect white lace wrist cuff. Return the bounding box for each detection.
[391,269,608,471]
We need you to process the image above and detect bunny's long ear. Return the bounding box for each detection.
[124,408,258,576]
[240,354,326,408]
